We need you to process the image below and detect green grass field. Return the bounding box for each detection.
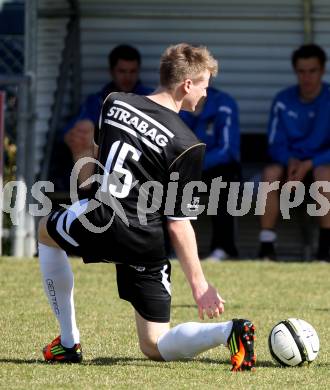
[0,257,329,389]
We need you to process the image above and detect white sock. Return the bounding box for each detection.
[259,229,277,243]
[157,321,233,361]
[38,243,80,348]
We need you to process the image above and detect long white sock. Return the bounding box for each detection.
[38,243,79,348]
[157,321,233,361]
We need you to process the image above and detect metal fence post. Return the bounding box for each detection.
[0,91,5,255]
[0,76,33,257]
[12,80,29,256]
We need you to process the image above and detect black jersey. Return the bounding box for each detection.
[75,92,205,264]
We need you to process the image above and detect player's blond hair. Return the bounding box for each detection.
[159,43,218,89]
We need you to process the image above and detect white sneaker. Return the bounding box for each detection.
[208,248,229,262]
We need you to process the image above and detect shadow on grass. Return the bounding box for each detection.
[90,357,150,366]
[254,359,277,368]
[4,357,325,370]
[90,356,267,368]
[0,357,152,367]
[0,358,45,364]
[256,360,330,369]
[90,356,231,367]
[90,357,280,370]
[0,357,225,368]
[171,304,196,308]
[314,362,330,368]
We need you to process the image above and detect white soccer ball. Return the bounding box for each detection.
[268,318,320,367]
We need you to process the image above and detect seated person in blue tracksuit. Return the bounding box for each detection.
[258,43,330,261]
[50,44,152,190]
[180,86,241,261]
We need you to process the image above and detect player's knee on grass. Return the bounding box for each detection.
[138,338,164,361]
[134,311,169,361]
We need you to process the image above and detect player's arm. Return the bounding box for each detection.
[268,97,291,165]
[73,141,98,190]
[63,94,100,150]
[203,97,240,170]
[75,95,109,189]
[167,218,225,319]
[74,100,102,189]
[167,144,225,319]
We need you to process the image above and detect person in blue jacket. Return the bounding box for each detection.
[180,86,241,261]
[258,43,330,261]
[50,45,152,190]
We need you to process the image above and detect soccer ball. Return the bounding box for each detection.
[268,318,320,367]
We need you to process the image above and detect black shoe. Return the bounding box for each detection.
[258,242,276,260]
[227,319,256,371]
[315,249,330,262]
[226,247,239,258]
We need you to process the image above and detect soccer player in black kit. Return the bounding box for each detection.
[38,43,256,371]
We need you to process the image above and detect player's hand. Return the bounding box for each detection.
[287,158,312,182]
[289,159,312,182]
[192,281,226,320]
[64,120,94,156]
[287,158,300,181]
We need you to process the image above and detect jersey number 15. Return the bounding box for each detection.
[100,141,142,198]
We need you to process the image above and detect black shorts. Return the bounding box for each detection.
[116,261,171,323]
[46,200,171,322]
[46,199,168,265]
[46,199,89,258]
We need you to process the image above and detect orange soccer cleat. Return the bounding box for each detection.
[227,319,256,371]
[43,335,83,363]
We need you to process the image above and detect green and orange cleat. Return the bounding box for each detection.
[43,336,83,363]
[227,319,256,371]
